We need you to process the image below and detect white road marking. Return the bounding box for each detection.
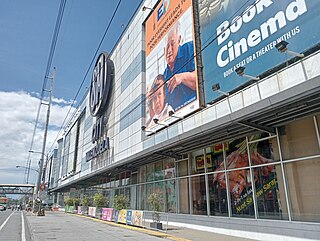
[21,211,26,241]
[0,211,14,231]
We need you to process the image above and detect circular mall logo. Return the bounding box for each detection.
[89,52,114,117]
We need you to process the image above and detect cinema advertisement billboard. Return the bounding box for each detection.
[145,0,200,132]
[199,0,320,103]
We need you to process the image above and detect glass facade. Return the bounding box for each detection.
[70,115,320,224]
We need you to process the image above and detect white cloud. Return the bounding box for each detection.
[0,91,76,184]
[52,96,75,105]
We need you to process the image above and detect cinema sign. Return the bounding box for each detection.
[86,52,114,162]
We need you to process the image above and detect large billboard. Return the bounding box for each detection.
[199,0,320,103]
[145,0,200,132]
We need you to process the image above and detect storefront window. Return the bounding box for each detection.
[155,161,164,181]
[226,137,249,170]
[138,184,146,210]
[178,177,190,214]
[166,179,176,212]
[139,166,146,183]
[228,169,255,218]
[249,134,279,166]
[191,175,207,215]
[208,173,228,216]
[285,158,320,222]
[164,159,175,179]
[280,117,320,160]
[177,159,188,177]
[253,164,287,220]
[154,181,165,212]
[130,186,137,209]
[146,163,154,182]
[206,143,225,172]
[131,172,138,185]
[191,149,205,174]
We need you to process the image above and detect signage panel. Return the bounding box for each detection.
[89,52,114,117]
[199,0,320,103]
[145,0,200,132]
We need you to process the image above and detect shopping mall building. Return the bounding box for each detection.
[49,0,320,239]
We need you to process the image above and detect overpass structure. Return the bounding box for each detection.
[0,184,35,195]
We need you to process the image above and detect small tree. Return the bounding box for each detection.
[93,193,106,207]
[148,192,162,223]
[113,194,129,210]
[82,195,90,207]
[73,198,80,207]
[64,197,74,206]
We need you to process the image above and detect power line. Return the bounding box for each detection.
[47,0,123,152]
[25,0,66,184]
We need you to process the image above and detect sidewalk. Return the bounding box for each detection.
[25,211,256,241]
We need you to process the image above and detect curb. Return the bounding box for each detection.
[67,212,191,241]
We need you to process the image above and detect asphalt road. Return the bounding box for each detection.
[0,209,31,241]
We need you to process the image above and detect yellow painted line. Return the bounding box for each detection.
[67,212,191,241]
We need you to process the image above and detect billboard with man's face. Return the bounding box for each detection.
[199,0,320,103]
[145,0,200,133]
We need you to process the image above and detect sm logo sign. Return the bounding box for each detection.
[89,52,114,117]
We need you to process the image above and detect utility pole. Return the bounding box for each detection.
[35,67,56,201]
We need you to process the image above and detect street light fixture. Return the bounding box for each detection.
[16,165,39,173]
[29,150,49,159]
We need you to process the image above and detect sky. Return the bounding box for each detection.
[0,0,143,187]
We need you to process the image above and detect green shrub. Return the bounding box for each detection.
[113,194,129,210]
[148,192,163,222]
[64,197,74,206]
[82,195,90,207]
[93,193,106,207]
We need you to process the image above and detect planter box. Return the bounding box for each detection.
[150,222,163,230]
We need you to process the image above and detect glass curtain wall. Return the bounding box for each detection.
[74,115,320,223]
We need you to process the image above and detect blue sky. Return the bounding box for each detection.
[0,0,142,186]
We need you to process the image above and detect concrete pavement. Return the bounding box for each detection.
[25,211,257,241]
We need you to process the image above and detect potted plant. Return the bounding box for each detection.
[64,197,75,213]
[93,193,107,219]
[81,195,90,215]
[148,192,163,230]
[113,194,129,222]
[113,194,129,210]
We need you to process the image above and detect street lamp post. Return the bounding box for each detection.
[29,150,49,196]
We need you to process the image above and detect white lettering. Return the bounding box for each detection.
[286,0,307,21]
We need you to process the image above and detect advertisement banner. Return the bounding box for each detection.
[199,0,320,103]
[145,0,200,132]
[113,209,119,222]
[101,208,108,221]
[88,207,96,217]
[118,209,127,224]
[131,210,143,227]
[126,210,132,225]
[77,206,83,215]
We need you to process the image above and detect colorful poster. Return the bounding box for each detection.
[131,210,143,227]
[213,135,277,213]
[106,208,113,221]
[113,209,119,222]
[77,206,83,215]
[88,207,96,217]
[118,209,127,224]
[196,154,213,170]
[145,0,200,133]
[101,208,108,220]
[199,0,320,103]
[126,210,132,225]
